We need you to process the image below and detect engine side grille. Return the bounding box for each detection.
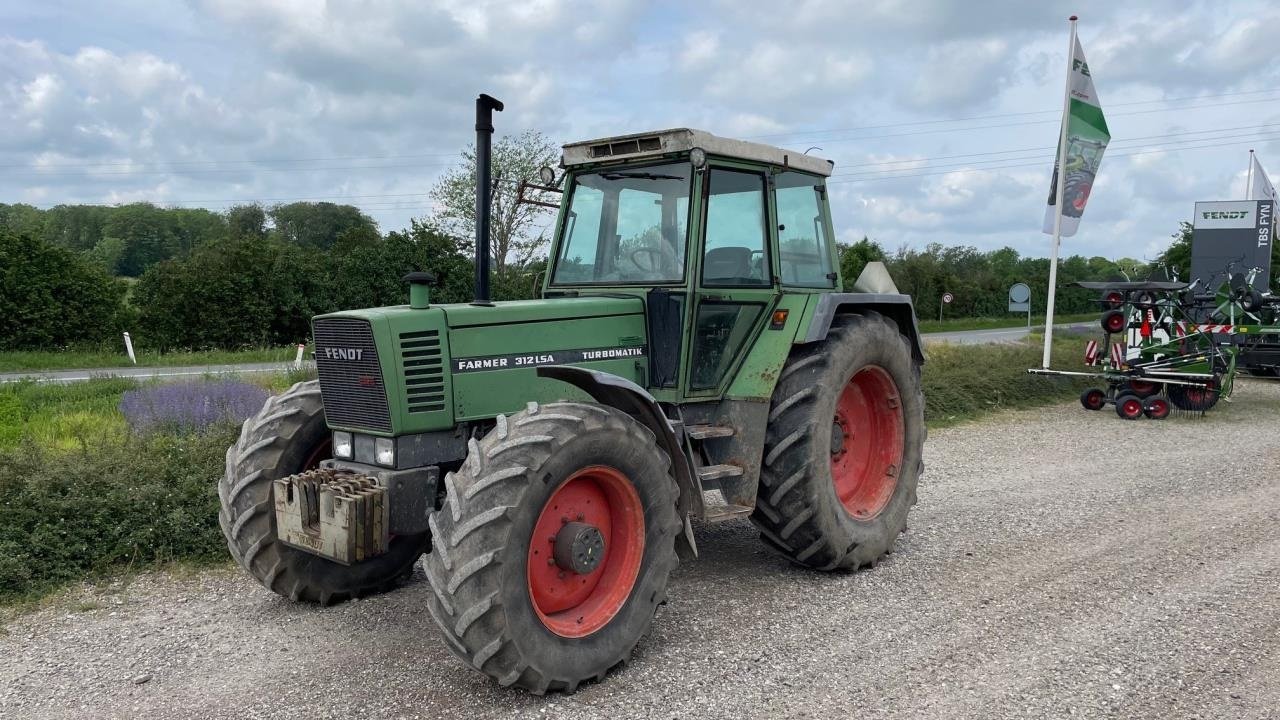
[313,318,392,432]
[400,330,446,414]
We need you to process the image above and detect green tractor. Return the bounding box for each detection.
[220,94,925,693]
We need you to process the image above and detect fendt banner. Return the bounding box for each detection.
[1191,199,1274,290]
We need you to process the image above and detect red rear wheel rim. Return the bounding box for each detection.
[1122,398,1142,417]
[527,466,644,638]
[1087,390,1104,409]
[1148,399,1169,418]
[830,366,905,519]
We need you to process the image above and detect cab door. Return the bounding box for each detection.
[683,164,780,397]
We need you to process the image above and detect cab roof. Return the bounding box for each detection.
[561,128,834,177]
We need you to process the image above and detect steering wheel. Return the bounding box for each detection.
[627,246,677,275]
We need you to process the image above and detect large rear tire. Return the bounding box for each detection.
[220,381,428,604]
[421,402,680,694]
[753,312,925,570]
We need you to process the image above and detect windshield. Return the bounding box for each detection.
[552,162,691,284]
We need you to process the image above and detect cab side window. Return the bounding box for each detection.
[774,172,834,287]
[702,169,769,286]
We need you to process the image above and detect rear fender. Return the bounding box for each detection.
[537,366,699,559]
[802,293,924,363]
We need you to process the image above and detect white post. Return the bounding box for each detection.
[1042,16,1078,369]
[1245,149,1255,199]
[294,343,306,368]
[123,332,137,365]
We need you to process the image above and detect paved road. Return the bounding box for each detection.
[4,382,1278,719]
[0,361,312,384]
[922,321,1093,345]
[0,323,1092,384]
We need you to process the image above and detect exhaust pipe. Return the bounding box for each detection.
[472,93,504,306]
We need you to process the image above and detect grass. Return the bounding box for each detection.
[918,312,1095,334]
[922,333,1092,427]
[0,345,310,374]
[0,340,1090,607]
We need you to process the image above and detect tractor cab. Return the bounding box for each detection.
[541,128,841,402]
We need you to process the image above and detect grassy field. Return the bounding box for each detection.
[0,339,1088,606]
[917,312,1095,334]
[0,346,309,374]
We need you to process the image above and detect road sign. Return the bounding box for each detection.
[1009,282,1031,327]
[1008,283,1031,312]
[942,292,954,304]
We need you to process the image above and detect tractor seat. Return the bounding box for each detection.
[704,246,753,281]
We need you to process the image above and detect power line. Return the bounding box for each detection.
[831,127,1280,178]
[747,87,1280,140]
[835,122,1280,171]
[826,131,1280,185]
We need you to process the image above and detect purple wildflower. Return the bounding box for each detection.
[120,380,268,435]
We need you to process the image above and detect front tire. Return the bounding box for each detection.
[421,402,680,694]
[219,381,428,604]
[753,312,925,571]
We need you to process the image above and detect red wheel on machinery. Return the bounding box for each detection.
[1114,393,1144,420]
[526,466,645,638]
[1103,291,1124,310]
[1101,309,1127,334]
[1079,388,1106,411]
[1143,397,1170,420]
[1125,380,1159,398]
[830,367,905,518]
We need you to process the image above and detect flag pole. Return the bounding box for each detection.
[1245,148,1254,199]
[1042,15,1078,369]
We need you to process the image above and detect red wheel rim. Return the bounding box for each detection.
[1073,185,1091,211]
[830,366,905,519]
[1121,398,1142,417]
[1105,291,1123,309]
[527,466,644,638]
[1086,390,1104,409]
[1147,399,1169,418]
[1103,312,1125,333]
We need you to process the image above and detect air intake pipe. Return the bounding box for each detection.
[473,93,504,306]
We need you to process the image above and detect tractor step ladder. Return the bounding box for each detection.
[685,424,736,440]
[696,464,752,522]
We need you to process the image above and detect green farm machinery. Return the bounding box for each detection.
[220,95,926,693]
[1029,262,1280,418]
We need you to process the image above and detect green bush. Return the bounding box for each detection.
[0,230,129,351]
[0,428,234,601]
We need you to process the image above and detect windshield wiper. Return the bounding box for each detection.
[599,171,684,181]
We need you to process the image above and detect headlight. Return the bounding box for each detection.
[332,431,353,459]
[374,437,395,467]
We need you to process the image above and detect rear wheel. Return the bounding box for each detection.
[753,312,925,570]
[220,381,428,604]
[1114,393,1144,420]
[420,402,679,694]
[1101,310,1127,334]
[1143,397,1171,420]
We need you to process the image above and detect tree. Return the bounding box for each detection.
[269,202,379,249]
[429,130,560,273]
[0,230,127,350]
[227,204,268,241]
[1157,221,1193,280]
[838,237,885,290]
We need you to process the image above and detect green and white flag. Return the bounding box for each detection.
[1043,36,1110,237]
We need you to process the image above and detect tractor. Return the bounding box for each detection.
[219,94,926,693]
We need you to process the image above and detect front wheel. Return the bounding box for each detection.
[220,381,428,604]
[421,402,680,694]
[753,312,925,571]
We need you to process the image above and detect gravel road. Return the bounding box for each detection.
[3,382,1279,720]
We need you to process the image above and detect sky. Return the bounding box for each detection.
[3,0,1280,262]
